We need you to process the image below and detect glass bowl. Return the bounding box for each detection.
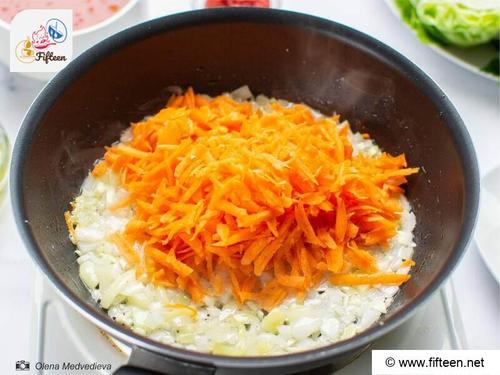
[191,0,282,9]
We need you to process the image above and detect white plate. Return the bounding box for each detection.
[384,0,499,82]
[475,165,500,283]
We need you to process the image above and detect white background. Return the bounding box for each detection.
[0,0,499,373]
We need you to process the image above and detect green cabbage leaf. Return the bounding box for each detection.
[396,0,500,47]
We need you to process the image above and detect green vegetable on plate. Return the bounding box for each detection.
[395,0,500,75]
[416,0,499,47]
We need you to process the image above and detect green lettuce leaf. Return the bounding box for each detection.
[395,0,437,44]
[409,0,500,47]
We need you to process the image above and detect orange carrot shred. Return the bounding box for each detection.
[64,211,76,242]
[401,259,416,268]
[294,203,321,245]
[109,233,140,265]
[165,303,198,318]
[91,161,108,177]
[330,273,410,286]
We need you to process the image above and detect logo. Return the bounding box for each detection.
[15,19,67,63]
[15,360,30,371]
[46,18,68,43]
[31,24,55,50]
[10,10,72,73]
[14,38,35,64]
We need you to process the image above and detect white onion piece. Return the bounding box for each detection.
[100,270,135,308]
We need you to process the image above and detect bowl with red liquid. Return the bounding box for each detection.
[0,0,144,80]
[192,0,282,9]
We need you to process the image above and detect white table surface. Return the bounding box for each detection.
[0,0,499,373]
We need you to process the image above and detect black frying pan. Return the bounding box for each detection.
[11,8,479,375]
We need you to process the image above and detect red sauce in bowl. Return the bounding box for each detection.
[0,0,130,30]
[205,0,270,8]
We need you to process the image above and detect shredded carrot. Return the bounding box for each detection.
[108,196,133,212]
[91,161,108,177]
[109,233,141,265]
[64,211,76,243]
[401,259,416,268]
[164,303,198,318]
[330,273,411,286]
[88,88,418,310]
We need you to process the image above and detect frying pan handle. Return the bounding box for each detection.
[114,366,163,375]
[114,347,216,375]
